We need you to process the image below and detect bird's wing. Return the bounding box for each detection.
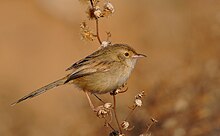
[66,49,105,71]
[64,60,112,83]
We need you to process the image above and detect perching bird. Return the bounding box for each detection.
[11,44,146,106]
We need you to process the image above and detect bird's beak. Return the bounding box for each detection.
[132,53,147,58]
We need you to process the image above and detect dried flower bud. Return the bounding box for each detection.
[135,99,142,107]
[121,121,129,130]
[80,22,95,41]
[121,121,134,131]
[80,21,86,29]
[109,131,119,136]
[95,103,112,118]
[135,91,145,99]
[151,118,158,123]
[94,6,103,18]
[103,2,114,16]
[104,103,112,109]
[87,5,104,19]
[97,108,108,118]
[109,131,125,136]
[101,41,111,48]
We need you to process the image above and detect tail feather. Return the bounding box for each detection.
[11,76,67,106]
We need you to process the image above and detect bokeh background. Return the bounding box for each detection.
[0,0,220,136]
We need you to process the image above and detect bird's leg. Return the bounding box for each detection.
[85,91,96,111]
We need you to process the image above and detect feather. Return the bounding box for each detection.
[11,76,67,106]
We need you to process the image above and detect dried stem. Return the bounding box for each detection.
[125,105,137,121]
[145,122,153,134]
[113,94,122,134]
[95,19,102,44]
[89,0,94,7]
[93,94,105,104]
[89,93,116,131]
[89,0,102,44]
[107,123,115,131]
[142,118,158,135]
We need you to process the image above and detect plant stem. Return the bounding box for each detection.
[107,123,115,131]
[113,95,122,134]
[89,0,94,7]
[95,19,102,44]
[89,0,102,44]
[125,105,137,121]
[93,94,105,104]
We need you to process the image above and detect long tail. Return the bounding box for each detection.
[11,76,67,106]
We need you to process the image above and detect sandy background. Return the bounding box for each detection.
[0,0,220,136]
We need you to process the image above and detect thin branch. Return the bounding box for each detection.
[87,0,119,133]
[95,19,102,44]
[93,94,105,104]
[145,118,158,134]
[89,93,116,131]
[125,105,137,121]
[107,122,115,131]
[89,0,102,44]
[113,94,122,134]
[89,0,94,7]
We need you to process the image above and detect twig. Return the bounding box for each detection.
[89,0,102,44]
[89,0,94,7]
[106,32,111,41]
[125,105,137,121]
[142,118,158,135]
[89,93,116,131]
[113,94,122,134]
[125,91,145,121]
[107,123,115,131]
[95,19,102,44]
[93,94,105,104]
[117,87,128,94]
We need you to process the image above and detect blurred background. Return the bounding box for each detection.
[0,0,220,135]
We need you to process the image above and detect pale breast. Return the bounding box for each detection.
[72,64,134,94]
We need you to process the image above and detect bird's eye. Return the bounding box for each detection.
[124,52,129,57]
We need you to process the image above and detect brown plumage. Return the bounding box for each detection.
[11,44,146,105]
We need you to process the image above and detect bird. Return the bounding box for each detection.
[11,44,146,106]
